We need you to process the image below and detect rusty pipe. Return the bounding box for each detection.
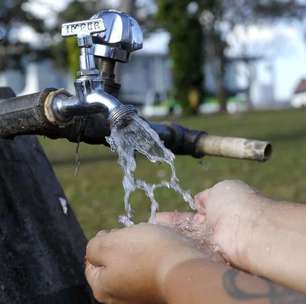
[195,135,272,161]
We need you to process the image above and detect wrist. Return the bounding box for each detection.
[156,248,204,302]
[233,195,274,271]
[159,257,208,304]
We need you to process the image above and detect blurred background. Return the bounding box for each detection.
[2,0,306,237]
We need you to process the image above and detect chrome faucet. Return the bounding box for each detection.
[0,10,272,163]
[49,10,143,128]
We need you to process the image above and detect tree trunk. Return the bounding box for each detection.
[119,0,136,14]
[218,51,228,113]
[218,84,227,112]
[246,62,255,111]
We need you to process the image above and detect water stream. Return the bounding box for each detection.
[106,114,195,226]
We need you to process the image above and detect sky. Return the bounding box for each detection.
[24,0,306,101]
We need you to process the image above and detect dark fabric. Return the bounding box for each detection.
[0,135,95,304]
[0,88,95,304]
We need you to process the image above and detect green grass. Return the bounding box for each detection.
[40,109,306,238]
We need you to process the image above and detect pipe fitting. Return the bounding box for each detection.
[44,89,74,125]
[109,105,137,129]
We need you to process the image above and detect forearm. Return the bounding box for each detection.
[240,198,306,293]
[161,259,306,304]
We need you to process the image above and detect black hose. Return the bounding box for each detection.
[44,115,206,158]
[0,88,272,161]
[51,118,205,158]
[150,123,206,158]
[0,89,56,138]
[0,89,205,157]
[0,89,271,161]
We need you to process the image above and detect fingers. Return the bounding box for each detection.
[194,188,211,213]
[85,262,110,303]
[86,230,114,267]
[192,213,206,225]
[156,212,206,230]
[85,261,103,287]
[156,212,195,227]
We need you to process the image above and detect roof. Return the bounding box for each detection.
[294,79,306,94]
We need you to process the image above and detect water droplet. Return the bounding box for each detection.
[74,142,81,176]
[157,170,166,179]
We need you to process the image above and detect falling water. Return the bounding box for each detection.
[106,114,195,226]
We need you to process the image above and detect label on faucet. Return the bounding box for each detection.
[62,18,105,37]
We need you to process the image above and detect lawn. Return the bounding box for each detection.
[40,109,306,238]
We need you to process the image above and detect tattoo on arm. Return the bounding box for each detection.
[223,269,306,303]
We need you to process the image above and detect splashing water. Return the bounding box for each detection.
[106,115,195,226]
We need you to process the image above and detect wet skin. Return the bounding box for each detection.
[85,180,306,303]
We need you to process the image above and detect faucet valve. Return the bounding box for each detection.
[91,10,143,63]
[61,18,106,76]
[49,12,140,128]
[77,35,97,74]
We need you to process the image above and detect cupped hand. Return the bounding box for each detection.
[157,180,268,267]
[85,223,204,304]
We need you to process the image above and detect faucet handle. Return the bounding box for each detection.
[61,18,106,75]
[90,10,143,63]
[61,18,106,38]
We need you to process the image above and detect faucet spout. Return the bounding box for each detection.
[86,90,137,127]
[50,89,136,128]
[86,90,121,113]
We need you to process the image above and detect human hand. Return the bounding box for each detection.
[157,180,269,268]
[192,180,306,294]
[85,224,204,304]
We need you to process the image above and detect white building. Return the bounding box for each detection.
[291,79,306,108]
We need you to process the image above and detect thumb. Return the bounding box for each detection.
[156,212,195,228]
[85,261,108,303]
[85,261,104,288]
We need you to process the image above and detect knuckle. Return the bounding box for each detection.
[86,238,100,256]
[86,239,108,266]
[214,180,254,195]
[213,180,239,192]
[194,191,206,202]
[96,230,108,238]
[214,180,230,189]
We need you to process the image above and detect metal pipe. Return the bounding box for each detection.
[0,90,272,161]
[99,59,121,97]
[195,135,272,161]
[0,89,56,138]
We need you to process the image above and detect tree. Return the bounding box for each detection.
[56,0,141,77]
[0,0,47,73]
[157,0,204,114]
[119,0,137,15]
[200,0,306,112]
[156,0,306,113]
[54,0,160,82]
